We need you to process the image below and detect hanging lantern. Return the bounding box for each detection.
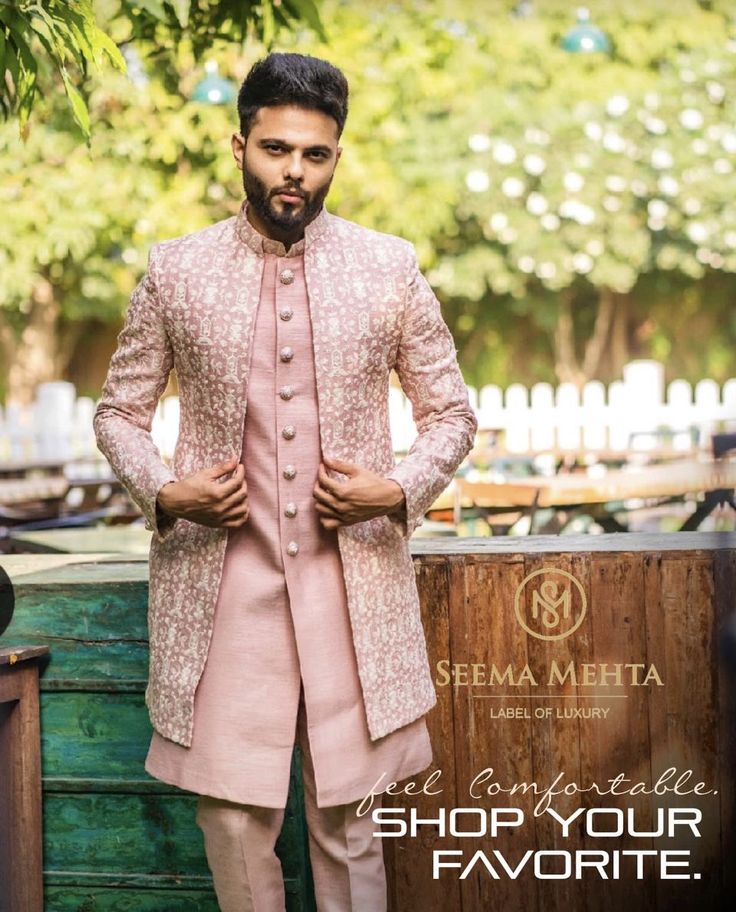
[561,7,611,54]
[192,60,237,105]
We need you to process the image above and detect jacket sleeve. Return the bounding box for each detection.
[92,245,178,543]
[385,247,478,539]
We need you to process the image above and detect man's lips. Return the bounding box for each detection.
[275,190,305,204]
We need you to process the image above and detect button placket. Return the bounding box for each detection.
[276,256,300,559]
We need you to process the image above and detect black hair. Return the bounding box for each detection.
[237,52,349,139]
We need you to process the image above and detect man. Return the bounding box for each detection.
[93,52,477,911]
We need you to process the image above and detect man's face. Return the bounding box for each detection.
[231,104,342,241]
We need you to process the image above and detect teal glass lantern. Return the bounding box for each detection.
[561,7,611,54]
[192,60,237,105]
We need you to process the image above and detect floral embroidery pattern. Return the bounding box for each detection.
[94,201,478,746]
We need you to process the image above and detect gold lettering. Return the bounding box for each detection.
[598,663,623,686]
[489,664,516,686]
[435,660,451,687]
[548,661,577,686]
[517,664,537,686]
[642,664,664,686]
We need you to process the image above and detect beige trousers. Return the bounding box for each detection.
[195,689,387,912]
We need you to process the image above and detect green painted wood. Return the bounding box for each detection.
[4,581,149,640]
[0,553,318,912]
[1,575,150,685]
[45,887,221,912]
[42,788,306,879]
[40,692,161,781]
[44,885,308,911]
[43,792,212,875]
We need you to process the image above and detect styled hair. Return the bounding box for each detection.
[237,52,349,139]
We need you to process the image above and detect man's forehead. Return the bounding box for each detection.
[250,104,339,143]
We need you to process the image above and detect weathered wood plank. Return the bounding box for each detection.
[39,692,153,780]
[0,654,45,912]
[456,553,539,912]
[385,556,462,912]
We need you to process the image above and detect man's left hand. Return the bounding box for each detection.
[313,455,406,530]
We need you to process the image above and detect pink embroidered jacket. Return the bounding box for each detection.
[93,201,478,747]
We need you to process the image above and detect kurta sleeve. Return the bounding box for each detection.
[92,244,178,543]
[385,247,478,539]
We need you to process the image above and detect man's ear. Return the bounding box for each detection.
[336,145,343,164]
[231,132,245,169]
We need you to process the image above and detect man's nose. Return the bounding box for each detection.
[284,153,304,182]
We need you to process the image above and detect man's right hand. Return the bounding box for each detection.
[156,456,249,529]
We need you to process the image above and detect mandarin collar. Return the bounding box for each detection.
[234,198,329,258]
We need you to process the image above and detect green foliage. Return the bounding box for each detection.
[0,0,324,139]
[2,0,736,402]
[1,1,126,137]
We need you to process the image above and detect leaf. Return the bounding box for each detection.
[169,0,190,28]
[91,27,126,71]
[261,0,275,47]
[5,18,36,73]
[283,0,327,41]
[59,4,96,61]
[28,7,77,65]
[60,67,91,138]
[134,0,168,20]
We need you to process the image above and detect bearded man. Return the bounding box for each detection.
[93,51,477,912]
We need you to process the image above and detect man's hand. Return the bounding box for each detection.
[313,455,406,530]
[157,456,249,529]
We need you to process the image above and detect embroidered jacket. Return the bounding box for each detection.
[93,201,478,747]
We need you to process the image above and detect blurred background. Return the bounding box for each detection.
[2,0,735,549]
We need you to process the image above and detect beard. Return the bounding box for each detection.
[243,166,333,237]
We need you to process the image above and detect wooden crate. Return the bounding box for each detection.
[0,554,315,912]
[382,532,736,912]
[2,533,735,912]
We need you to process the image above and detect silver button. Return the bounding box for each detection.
[279,346,294,362]
[287,541,299,556]
[279,385,294,400]
[280,268,295,285]
[284,502,298,518]
[283,465,297,480]
[279,307,293,321]
[282,425,296,440]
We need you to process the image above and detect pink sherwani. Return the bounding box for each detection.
[93,200,478,753]
[144,224,432,809]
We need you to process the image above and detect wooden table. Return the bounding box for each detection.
[9,525,153,556]
[0,644,49,912]
[454,458,736,533]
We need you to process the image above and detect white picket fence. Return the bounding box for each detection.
[1,360,735,469]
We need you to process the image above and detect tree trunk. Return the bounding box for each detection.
[554,286,624,388]
[553,289,586,387]
[581,286,616,380]
[3,276,61,406]
[607,290,632,379]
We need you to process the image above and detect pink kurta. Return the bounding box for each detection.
[144,224,433,809]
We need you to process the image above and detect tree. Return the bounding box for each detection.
[298,0,736,387]
[2,0,736,404]
[0,0,324,139]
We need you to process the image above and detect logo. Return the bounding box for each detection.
[513,567,587,641]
